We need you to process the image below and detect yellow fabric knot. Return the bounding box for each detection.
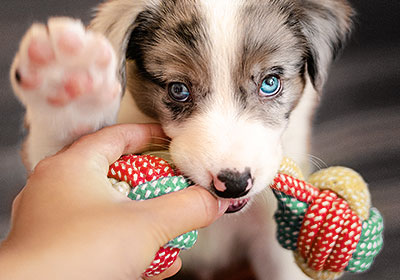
[308,167,371,220]
[278,157,305,180]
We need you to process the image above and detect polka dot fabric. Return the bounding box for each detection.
[271,158,384,279]
[107,154,197,277]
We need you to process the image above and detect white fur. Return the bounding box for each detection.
[11,1,321,279]
[164,0,285,196]
[282,76,319,176]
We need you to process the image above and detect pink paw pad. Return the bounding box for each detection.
[27,38,55,65]
[47,72,93,106]
[64,71,93,98]
[57,30,84,55]
[13,18,120,108]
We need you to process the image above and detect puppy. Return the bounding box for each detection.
[10,0,353,279]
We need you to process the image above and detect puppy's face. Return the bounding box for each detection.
[124,0,352,211]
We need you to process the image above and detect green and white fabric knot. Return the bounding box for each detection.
[346,208,384,273]
[128,175,198,250]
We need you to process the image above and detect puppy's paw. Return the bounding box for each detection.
[11,17,120,108]
[11,18,122,169]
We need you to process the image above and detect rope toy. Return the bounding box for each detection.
[107,155,383,279]
[107,154,197,277]
[273,158,383,279]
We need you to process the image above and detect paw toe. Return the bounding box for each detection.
[57,29,84,55]
[95,41,112,68]
[15,68,42,90]
[27,38,55,65]
[48,17,85,57]
[13,17,119,108]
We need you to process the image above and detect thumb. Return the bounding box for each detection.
[136,186,230,246]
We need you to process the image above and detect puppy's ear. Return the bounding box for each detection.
[89,0,149,90]
[300,0,354,90]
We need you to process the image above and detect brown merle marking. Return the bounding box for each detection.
[123,0,352,126]
[231,0,309,126]
[125,0,211,122]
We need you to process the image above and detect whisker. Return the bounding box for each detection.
[146,151,171,157]
[307,154,328,171]
[283,151,328,172]
[146,143,170,150]
[150,136,172,143]
[308,157,322,171]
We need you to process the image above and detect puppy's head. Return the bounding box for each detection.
[94,0,353,212]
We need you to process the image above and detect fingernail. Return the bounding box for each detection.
[218,199,230,216]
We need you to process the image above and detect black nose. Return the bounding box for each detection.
[212,168,253,198]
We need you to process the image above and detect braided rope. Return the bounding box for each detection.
[346,207,383,272]
[106,155,383,279]
[129,176,198,250]
[273,158,384,279]
[108,154,197,277]
[145,247,180,277]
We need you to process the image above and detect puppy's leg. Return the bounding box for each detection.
[11,18,121,169]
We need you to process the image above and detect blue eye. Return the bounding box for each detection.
[168,83,190,102]
[259,76,281,97]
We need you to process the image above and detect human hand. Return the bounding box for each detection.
[0,124,229,280]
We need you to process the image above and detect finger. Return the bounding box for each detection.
[135,186,230,246]
[10,188,25,222]
[11,190,23,213]
[66,124,167,167]
[143,257,182,280]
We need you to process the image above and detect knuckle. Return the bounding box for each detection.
[32,157,53,175]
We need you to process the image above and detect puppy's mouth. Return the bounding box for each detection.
[225,197,250,213]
